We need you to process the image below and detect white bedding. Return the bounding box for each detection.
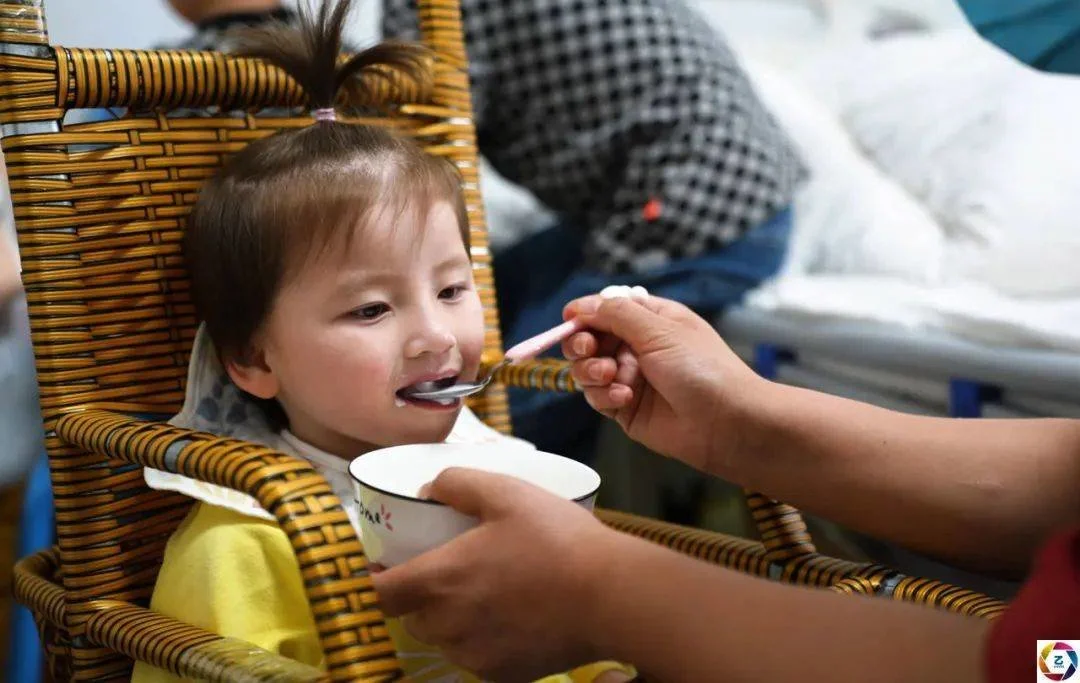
[695,0,1080,353]
[747,275,1080,354]
[480,0,1080,354]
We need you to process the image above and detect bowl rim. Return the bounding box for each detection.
[349,444,601,507]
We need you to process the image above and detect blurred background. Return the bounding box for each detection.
[4,0,1080,676]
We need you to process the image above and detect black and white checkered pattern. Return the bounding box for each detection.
[384,0,804,273]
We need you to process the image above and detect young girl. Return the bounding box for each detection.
[131,1,633,681]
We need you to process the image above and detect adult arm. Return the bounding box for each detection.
[373,468,989,683]
[564,295,1080,576]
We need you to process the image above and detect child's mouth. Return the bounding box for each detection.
[396,376,461,409]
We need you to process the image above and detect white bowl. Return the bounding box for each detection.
[349,442,601,567]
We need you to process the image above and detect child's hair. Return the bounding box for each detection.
[185,0,470,365]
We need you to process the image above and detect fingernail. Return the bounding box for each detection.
[573,336,587,356]
[589,362,603,380]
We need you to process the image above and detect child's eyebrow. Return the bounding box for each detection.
[333,255,471,295]
[333,271,397,293]
[433,254,471,274]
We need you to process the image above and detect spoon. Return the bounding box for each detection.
[403,318,587,401]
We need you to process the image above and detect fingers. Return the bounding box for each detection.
[402,610,473,651]
[371,517,488,618]
[612,344,640,388]
[570,341,639,386]
[563,294,702,365]
[582,384,633,414]
[565,293,693,328]
[571,337,640,419]
[370,549,446,617]
[566,296,677,355]
[571,357,617,387]
[562,331,597,361]
[562,329,621,371]
[426,468,529,519]
[401,613,432,644]
[593,324,624,362]
[376,470,554,616]
[401,612,445,647]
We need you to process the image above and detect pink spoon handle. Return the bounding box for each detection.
[503,318,587,362]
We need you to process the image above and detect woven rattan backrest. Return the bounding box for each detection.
[0,0,508,679]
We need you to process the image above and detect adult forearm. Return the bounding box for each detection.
[724,382,1080,575]
[589,533,988,683]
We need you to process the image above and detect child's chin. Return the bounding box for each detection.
[395,412,461,445]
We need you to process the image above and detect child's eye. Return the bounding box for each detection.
[352,303,389,320]
[439,285,465,301]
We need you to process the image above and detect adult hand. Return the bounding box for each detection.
[371,467,624,682]
[562,294,767,472]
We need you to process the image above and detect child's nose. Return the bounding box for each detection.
[405,319,455,358]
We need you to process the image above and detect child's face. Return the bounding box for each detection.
[228,199,484,457]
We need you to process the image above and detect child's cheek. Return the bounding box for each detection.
[461,294,486,361]
[352,353,397,395]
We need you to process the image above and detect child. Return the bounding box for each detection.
[131,1,633,681]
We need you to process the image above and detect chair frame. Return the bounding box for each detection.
[3,0,1005,681]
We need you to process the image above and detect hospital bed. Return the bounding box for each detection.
[722,306,1080,420]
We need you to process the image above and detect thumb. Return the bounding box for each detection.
[426,467,527,519]
[570,296,681,355]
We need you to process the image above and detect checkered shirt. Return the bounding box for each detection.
[384,0,804,274]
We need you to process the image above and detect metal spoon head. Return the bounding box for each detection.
[401,381,486,401]
[400,358,508,401]
[403,317,587,402]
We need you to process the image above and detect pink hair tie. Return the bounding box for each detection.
[311,108,337,122]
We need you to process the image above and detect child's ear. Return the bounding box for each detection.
[225,347,279,400]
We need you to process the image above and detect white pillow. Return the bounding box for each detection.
[803,29,1080,296]
[741,58,945,283]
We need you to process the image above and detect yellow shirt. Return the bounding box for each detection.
[131,502,632,682]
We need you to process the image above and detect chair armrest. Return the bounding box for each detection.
[594,509,1007,618]
[12,548,65,632]
[596,508,775,576]
[87,602,330,683]
[14,549,328,682]
[54,409,403,681]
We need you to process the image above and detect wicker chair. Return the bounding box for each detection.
[4,0,1007,681]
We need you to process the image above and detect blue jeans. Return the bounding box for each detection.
[0,293,44,487]
[493,207,793,459]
